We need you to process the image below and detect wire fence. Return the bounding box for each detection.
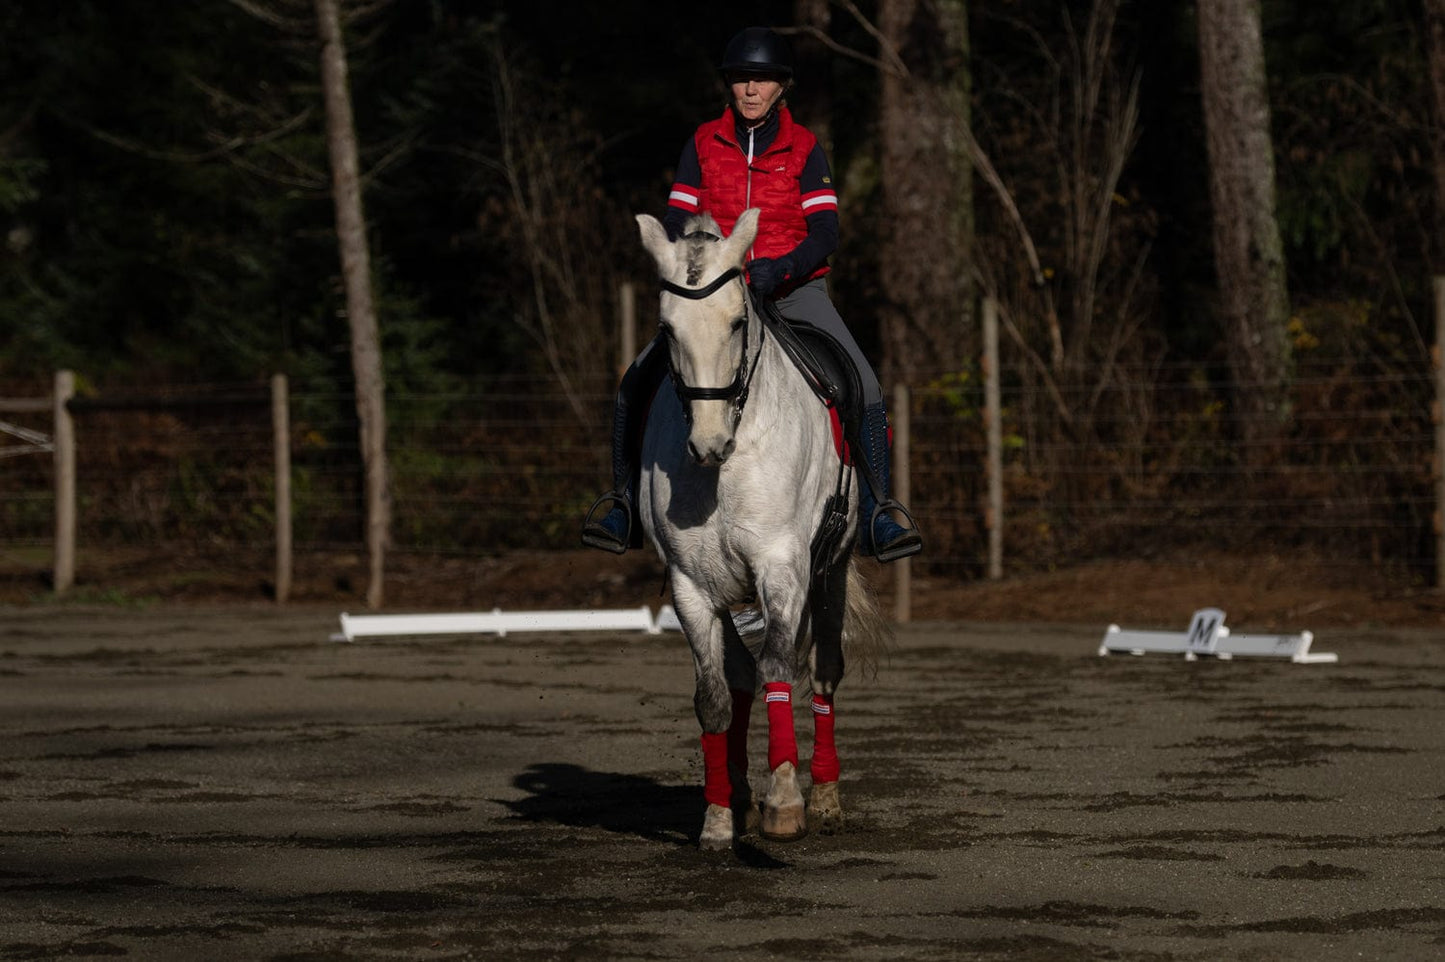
[0,352,1440,593]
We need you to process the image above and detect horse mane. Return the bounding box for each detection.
[681,214,726,285]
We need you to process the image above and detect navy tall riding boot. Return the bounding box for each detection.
[581,388,642,554]
[582,341,666,554]
[856,401,922,563]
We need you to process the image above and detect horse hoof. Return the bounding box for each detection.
[760,802,807,841]
[761,761,807,840]
[808,780,844,835]
[699,803,734,851]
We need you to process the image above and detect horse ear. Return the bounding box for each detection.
[636,214,676,275]
[725,208,761,264]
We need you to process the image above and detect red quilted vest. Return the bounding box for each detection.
[692,107,827,279]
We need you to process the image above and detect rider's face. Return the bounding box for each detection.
[730,77,784,124]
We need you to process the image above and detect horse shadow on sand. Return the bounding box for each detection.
[501,762,787,867]
[502,763,700,847]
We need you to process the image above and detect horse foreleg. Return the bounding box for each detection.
[759,681,806,840]
[721,614,759,832]
[701,688,757,846]
[754,573,811,841]
[674,577,737,850]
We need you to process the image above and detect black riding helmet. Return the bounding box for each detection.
[719,27,794,81]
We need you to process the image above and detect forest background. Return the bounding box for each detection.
[2,0,1443,612]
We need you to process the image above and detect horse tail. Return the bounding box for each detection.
[843,557,893,680]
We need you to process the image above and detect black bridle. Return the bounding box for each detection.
[660,266,765,420]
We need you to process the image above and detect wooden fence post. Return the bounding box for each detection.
[53,370,75,595]
[983,297,1004,580]
[619,281,637,378]
[1435,276,1445,590]
[893,383,912,624]
[272,373,293,604]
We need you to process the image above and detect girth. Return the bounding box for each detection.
[753,295,862,574]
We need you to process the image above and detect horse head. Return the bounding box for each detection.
[636,208,761,467]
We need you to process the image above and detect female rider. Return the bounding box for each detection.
[583,26,921,563]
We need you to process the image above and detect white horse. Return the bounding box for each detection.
[635,208,888,851]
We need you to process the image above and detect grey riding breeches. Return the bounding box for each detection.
[624,277,885,412]
[775,278,885,409]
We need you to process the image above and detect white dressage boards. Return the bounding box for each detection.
[333,607,665,641]
[1099,607,1337,664]
[331,605,766,642]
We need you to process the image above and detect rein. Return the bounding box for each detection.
[660,266,766,418]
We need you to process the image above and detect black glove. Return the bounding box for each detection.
[746,256,795,297]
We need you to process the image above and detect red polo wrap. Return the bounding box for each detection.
[764,681,798,771]
[700,731,730,808]
[810,693,840,783]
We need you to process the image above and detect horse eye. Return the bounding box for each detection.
[730,315,745,332]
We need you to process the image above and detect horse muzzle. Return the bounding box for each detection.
[688,433,735,467]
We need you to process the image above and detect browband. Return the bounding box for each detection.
[661,267,742,300]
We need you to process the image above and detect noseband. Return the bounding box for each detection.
[660,265,765,420]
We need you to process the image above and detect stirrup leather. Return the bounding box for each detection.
[581,490,634,554]
[868,498,923,563]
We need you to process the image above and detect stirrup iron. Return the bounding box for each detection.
[581,491,633,554]
[869,499,923,563]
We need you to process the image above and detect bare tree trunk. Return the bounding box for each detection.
[1426,1,1445,591]
[1425,0,1445,260]
[877,0,974,386]
[962,0,1144,442]
[1197,0,1292,443]
[315,0,389,608]
[485,39,622,427]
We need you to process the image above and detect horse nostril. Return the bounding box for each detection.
[688,442,717,466]
[720,439,735,461]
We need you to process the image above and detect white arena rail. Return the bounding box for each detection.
[334,606,665,642]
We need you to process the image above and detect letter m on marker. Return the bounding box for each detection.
[1185,608,1226,655]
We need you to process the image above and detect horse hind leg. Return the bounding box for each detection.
[806,702,843,835]
[722,615,760,835]
[805,557,849,835]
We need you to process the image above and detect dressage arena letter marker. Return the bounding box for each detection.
[1184,607,1226,656]
[1099,608,1338,664]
